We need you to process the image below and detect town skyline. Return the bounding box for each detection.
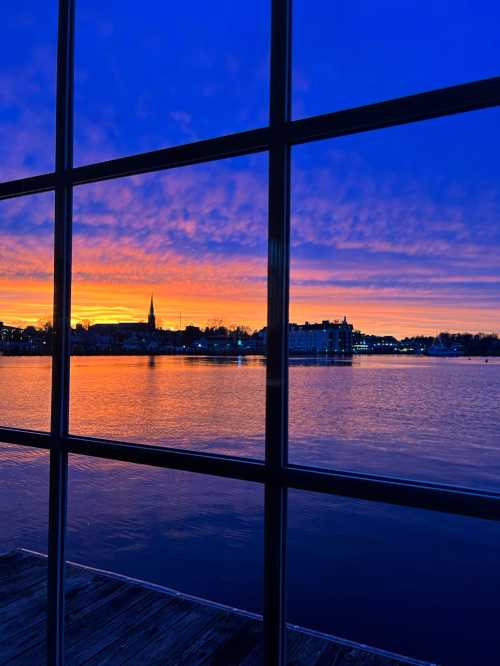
[0,292,498,341]
[2,291,500,342]
[3,111,500,343]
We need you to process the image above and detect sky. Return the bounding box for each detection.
[0,1,499,337]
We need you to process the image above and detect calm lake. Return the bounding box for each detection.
[1,355,499,664]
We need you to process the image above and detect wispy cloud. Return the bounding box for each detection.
[2,63,500,337]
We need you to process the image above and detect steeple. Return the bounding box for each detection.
[148,295,156,329]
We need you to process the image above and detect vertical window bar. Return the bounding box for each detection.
[264,0,291,664]
[48,0,75,663]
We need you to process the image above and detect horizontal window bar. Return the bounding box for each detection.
[57,77,500,183]
[0,173,56,201]
[66,435,268,485]
[288,76,500,145]
[1,78,498,199]
[71,128,270,186]
[285,465,500,523]
[0,427,52,449]
[67,434,500,523]
[2,426,499,522]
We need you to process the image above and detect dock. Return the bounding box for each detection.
[0,550,435,665]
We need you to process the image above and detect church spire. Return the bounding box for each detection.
[148,295,156,329]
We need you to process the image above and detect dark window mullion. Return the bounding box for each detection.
[264,0,292,664]
[287,76,500,145]
[47,1,75,664]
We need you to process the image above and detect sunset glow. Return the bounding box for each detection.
[3,113,500,339]
[1,4,499,339]
[2,4,500,666]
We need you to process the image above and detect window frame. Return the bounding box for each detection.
[0,1,499,664]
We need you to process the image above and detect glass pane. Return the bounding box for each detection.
[0,2,57,180]
[75,0,270,164]
[288,490,500,665]
[289,109,500,490]
[65,455,263,662]
[70,155,267,457]
[0,193,54,431]
[293,0,500,119]
[0,442,49,662]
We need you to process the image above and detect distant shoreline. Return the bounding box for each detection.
[1,351,498,358]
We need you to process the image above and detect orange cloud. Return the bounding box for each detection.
[2,145,499,338]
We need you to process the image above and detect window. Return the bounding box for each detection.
[293,0,500,118]
[289,109,500,490]
[74,0,270,163]
[70,157,267,457]
[0,2,58,180]
[0,442,49,659]
[288,490,500,664]
[65,457,264,660]
[0,1,499,665]
[0,193,54,431]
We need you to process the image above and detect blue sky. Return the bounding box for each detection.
[0,1,499,335]
[294,0,499,117]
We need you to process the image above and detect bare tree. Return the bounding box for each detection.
[36,316,53,331]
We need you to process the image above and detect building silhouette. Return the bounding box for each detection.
[288,317,353,354]
[89,298,156,337]
[148,295,156,330]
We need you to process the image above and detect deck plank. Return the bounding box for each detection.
[120,607,257,665]
[68,593,184,663]
[0,551,435,666]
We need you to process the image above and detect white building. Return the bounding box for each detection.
[288,318,353,354]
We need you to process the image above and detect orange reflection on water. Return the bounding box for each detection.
[0,356,52,431]
[69,355,266,459]
[1,355,499,491]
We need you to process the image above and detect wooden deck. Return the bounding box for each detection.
[0,550,435,665]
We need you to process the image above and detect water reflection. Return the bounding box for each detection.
[289,354,500,490]
[288,356,353,367]
[66,454,264,615]
[1,443,499,665]
[181,354,266,367]
[0,444,48,553]
[69,355,266,459]
[288,489,500,665]
[1,354,499,489]
[0,356,52,431]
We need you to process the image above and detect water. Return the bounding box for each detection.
[0,354,499,664]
